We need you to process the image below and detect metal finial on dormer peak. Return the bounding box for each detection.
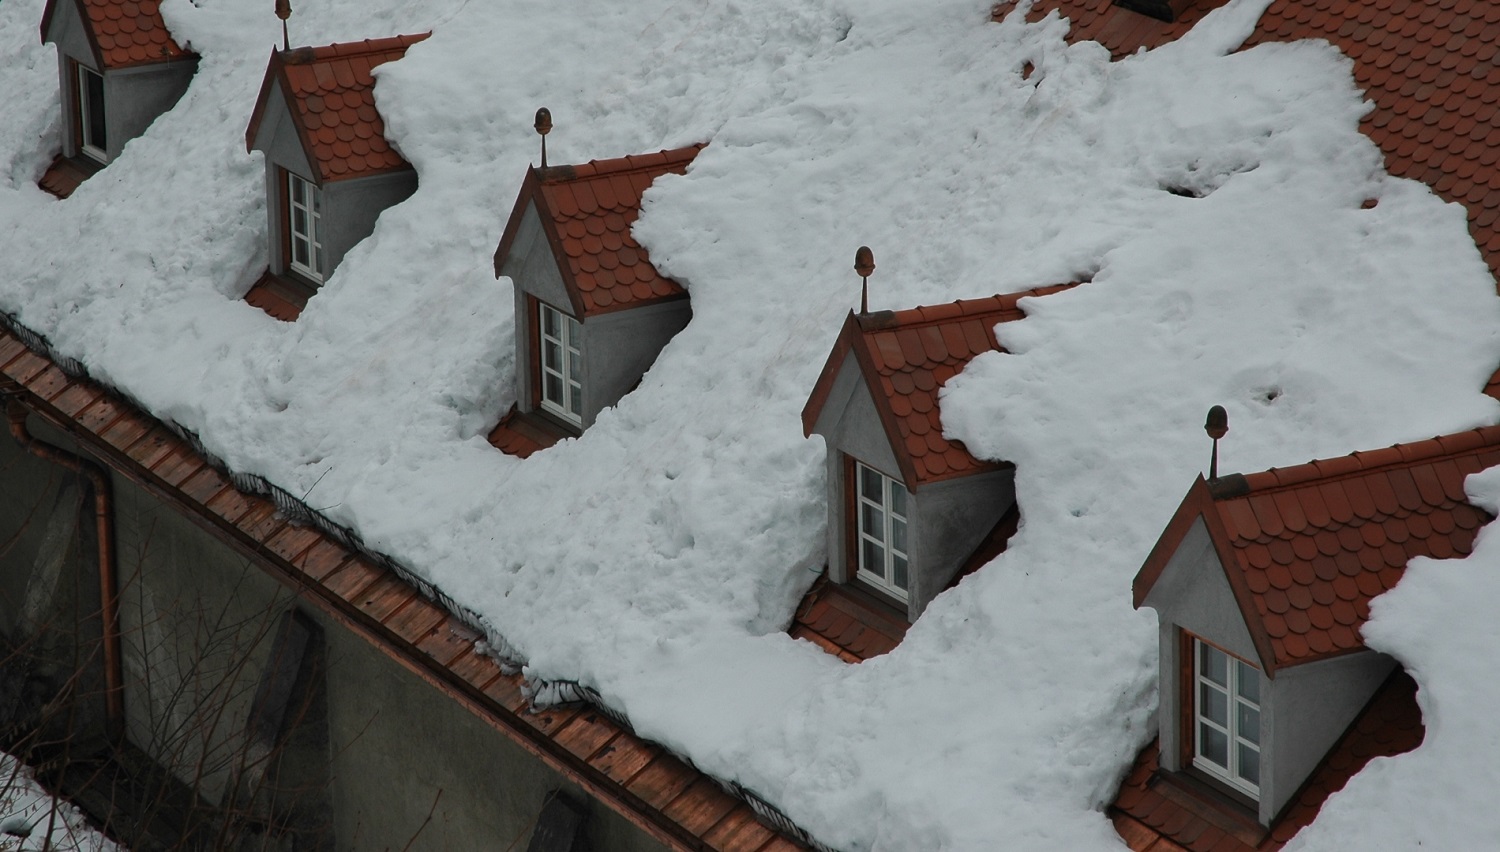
[855,246,875,315]
[534,108,553,169]
[275,0,291,51]
[1205,405,1228,480]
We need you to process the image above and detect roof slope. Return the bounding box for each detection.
[42,0,194,70]
[245,34,427,183]
[1111,670,1424,852]
[1136,426,1500,672]
[801,284,1075,489]
[493,146,701,317]
[1003,0,1500,395]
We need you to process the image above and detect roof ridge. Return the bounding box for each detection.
[1228,425,1500,496]
[537,144,706,183]
[857,282,1077,332]
[285,32,430,65]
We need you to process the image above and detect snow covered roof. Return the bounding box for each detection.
[493,146,701,317]
[41,0,192,70]
[1136,425,1500,673]
[245,34,427,184]
[1112,671,1425,852]
[1014,0,1500,286]
[802,285,1074,489]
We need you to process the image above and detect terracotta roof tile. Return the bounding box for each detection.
[495,146,702,317]
[803,284,1075,488]
[43,0,193,69]
[246,34,427,183]
[1002,0,1500,397]
[1111,671,1422,852]
[1217,426,1500,667]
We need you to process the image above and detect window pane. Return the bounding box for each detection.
[860,466,882,503]
[85,70,106,149]
[1237,743,1260,785]
[1200,644,1228,686]
[1237,704,1260,746]
[861,539,884,574]
[890,481,908,518]
[544,341,560,371]
[891,517,907,555]
[892,555,908,590]
[314,246,323,273]
[861,503,884,537]
[567,317,581,343]
[310,185,322,213]
[1200,726,1228,768]
[569,385,581,416]
[1237,662,1260,704]
[544,374,562,405]
[1200,683,1227,726]
[293,241,308,266]
[293,208,307,234]
[290,177,305,204]
[543,307,559,337]
[568,353,580,382]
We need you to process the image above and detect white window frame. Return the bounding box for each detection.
[1192,638,1261,799]
[854,461,910,601]
[286,171,324,282]
[76,63,107,163]
[537,301,582,425]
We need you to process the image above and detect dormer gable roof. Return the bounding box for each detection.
[492,145,702,318]
[245,34,427,184]
[41,0,194,70]
[1135,425,1500,674]
[801,284,1074,490]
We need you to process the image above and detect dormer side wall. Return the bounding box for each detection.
[581,299,690,429]
[45,1,95,159]
[811,352,903,588]
[1140,516,1258,772]
[102,60,195,162]
[501,200,573,418]
[1260,650,1395,824]
[908,470,1015,619]
[249,83,315,181]
[319,169,417,283]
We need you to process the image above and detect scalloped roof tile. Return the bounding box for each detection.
[42,0,193,70]
[245,34,427,183]
[493,146,702,317]
[1000,0,1500,397]
[802,285,1075,489]
[1136,425,1500,672]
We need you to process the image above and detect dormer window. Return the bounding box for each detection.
[1192,637,1260,799]
[286,171,324,283]
[76,63,107,163]
[538,301,582,425]
[855,462,909,601]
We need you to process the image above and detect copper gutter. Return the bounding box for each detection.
[5,398,124,736]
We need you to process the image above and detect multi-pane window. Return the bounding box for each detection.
[538,302,582,424]
[1193,638,1261,798]
[77,64,107,162]
[287,172,324,282]
[855,462,909,600]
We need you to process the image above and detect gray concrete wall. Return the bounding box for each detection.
[908,470,1014,619]
[103,60,196,162]
[504,201,572,420]
[45,3,93,159]
[1260,650,1394,824]
[582,300,690,428]
[0,413,668,851]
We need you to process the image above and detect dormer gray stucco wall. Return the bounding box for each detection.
[503,200,690,431]
[809,352,1015,620]
[45,2,194,164]
[1141,517,1399,825]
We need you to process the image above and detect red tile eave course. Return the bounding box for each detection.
[801,284,1076,490]
[244,34,427,184]
[492,146,703,318]
[0,328,807,852]
[1134,425,1500,674]
[1000,0,1500,397]
[1111,670,1424,852]
[42,0,196,71]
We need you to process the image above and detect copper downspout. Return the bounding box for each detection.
[5,398,124,736]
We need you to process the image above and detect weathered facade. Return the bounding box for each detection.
[38,0,196,196]
[243,36,426,320]
[488,147,699,456]
[0,326,811,851]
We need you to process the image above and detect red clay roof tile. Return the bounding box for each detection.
[493,146,702,317]
[245,34,427,183]
[802,284,1076,489]
[42,0,193,69]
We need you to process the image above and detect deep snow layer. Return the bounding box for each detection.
[2,0,1499,847]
